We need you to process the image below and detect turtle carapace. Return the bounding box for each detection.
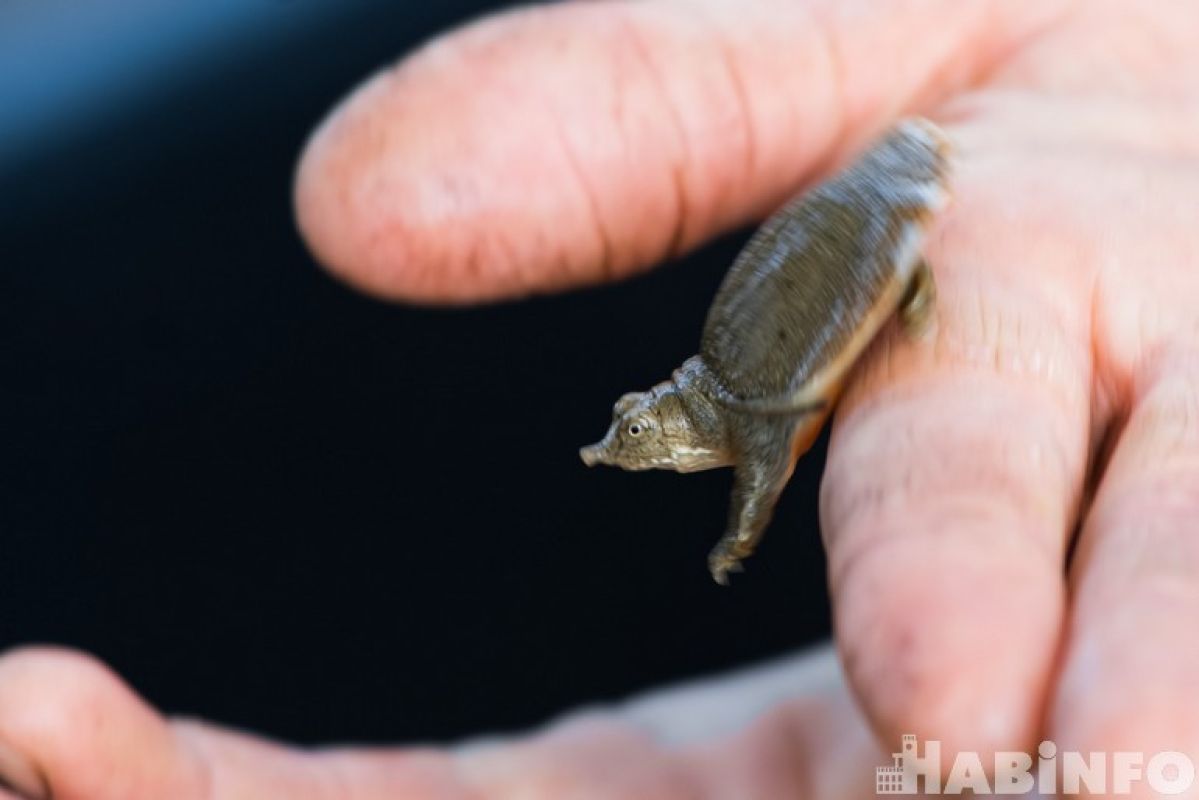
[580,118,951,584]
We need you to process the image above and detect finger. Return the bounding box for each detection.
[632,646,885,798]
[173,722,464,800]
[0,647,461,800]
[818,136,1093,758]
[0,645,885,800]
[458,644,885,798]
[0,647,207,800]
[1050,351,1199,797]
[294,0,1069,303]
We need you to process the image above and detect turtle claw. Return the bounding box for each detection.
[709,544,747,586]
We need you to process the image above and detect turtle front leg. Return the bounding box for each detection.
[899,258,937,336]
[708,440,794,585]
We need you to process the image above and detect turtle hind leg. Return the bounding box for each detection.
[900,259,937,337]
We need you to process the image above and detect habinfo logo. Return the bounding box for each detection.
[876,735,1195,795]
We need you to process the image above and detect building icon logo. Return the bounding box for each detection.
[876,734,923,794]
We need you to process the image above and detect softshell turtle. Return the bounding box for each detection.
[580,118,951,584]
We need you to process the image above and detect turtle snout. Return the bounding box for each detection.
[579,437,615,467]
[579,442,604,467]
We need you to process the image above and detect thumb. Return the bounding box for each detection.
[294,0,1067,304]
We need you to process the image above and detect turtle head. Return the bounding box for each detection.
[580,385,729,473]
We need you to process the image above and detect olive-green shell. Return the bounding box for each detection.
[699,121,949,401]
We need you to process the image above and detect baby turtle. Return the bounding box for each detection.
[580,118,951,584]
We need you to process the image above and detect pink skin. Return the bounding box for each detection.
[5,0,1199,796]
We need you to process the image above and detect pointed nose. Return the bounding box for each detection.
[579,442,606,467]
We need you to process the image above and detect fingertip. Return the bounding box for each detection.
[0,645,131,729]
[0,646,125,799]
[293,38,499,303]
[293,6,630,304]
[0,646,203,799]
[294,66,449,303]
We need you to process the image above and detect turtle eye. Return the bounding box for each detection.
[628,422,645,437]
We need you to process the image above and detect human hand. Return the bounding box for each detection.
[295,0,1199,769]
[6,0,1199,797]
[0,644,890,798]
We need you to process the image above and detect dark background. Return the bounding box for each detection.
[1,1,830,745]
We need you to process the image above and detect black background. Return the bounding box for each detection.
[1,1,830,745]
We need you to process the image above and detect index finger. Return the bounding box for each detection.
[293,0,1059,303]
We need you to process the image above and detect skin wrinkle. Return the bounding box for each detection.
[552,115,615,285]
[1093,387,1199,484]
[181,724,418,800]
[486,219,525,296]
[1123,565,1199,630]
[498,725,689,797]
[961,0,1082,99]
[825,408,1077,612]
[1007,1,1199,100]
[906,1,992,112]
[1129,351,1199,459]
[842,289,1089,424]
[173,725,217,800]
[293,749,349,800]
[802,1,849,181]
[694,5,756,205]
[1099,496,1199,604]
[814,0,1050,168]
[321,754,371,800]
[614,11,690,263]
[824,427,1073,594]
[942,92,1199,159]
[768,6,841,220]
